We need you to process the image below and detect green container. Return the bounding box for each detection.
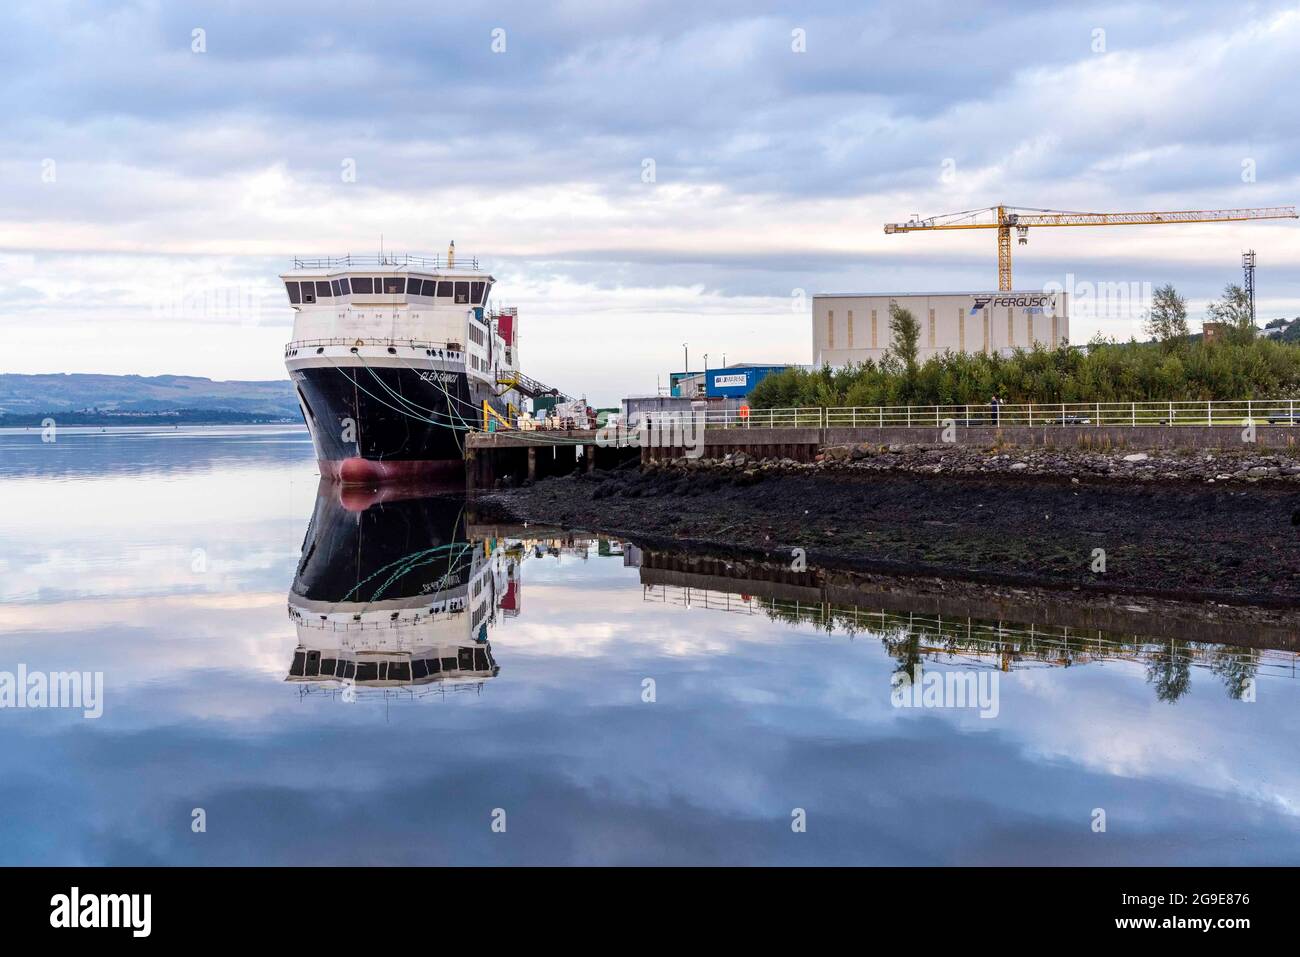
[534,396,558,415]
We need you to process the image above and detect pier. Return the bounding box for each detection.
[465,418,1300,486]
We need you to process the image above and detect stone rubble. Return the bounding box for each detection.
[647,443,1300,484]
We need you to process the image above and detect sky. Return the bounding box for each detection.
[3,0,1300,405]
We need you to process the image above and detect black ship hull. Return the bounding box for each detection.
[290,362,505,483]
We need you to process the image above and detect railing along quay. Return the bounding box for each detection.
[643,399,1300,430]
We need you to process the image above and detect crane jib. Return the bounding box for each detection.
[883,204,1298,289]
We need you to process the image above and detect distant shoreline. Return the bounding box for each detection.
[0,411,302,427]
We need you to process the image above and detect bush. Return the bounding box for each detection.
[747,338,1300,409]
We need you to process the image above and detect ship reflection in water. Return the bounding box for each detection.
[288,484,1298,707]
[286,483,505,700]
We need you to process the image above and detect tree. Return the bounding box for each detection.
[887,302,921,374]
[1146,639,1192,703]
[1143,283,1188,345]
[1206,283,1255,343]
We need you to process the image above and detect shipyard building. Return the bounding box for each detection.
[812,291,1069,367]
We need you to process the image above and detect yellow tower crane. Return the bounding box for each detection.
[884,205,1298,291]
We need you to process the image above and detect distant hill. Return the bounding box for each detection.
[0,373,300,424]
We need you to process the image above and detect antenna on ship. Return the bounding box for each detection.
[447,240,455,269]
[379,233,385,264]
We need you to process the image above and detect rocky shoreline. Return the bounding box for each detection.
[689,441,1300,485]
[481,443,1300,606]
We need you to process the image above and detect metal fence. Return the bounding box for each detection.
[642,400,1300,430]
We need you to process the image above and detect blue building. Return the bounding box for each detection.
[703,364,792,398]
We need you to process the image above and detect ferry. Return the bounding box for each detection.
[281,243,552,484]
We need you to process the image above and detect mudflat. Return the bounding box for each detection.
[483,463,1300,606]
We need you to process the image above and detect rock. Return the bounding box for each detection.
[1009,462,1028,471]
[1123,452,1149,462]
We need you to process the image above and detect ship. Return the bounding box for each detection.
[281,243,557,484]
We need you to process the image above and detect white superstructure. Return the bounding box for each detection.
[280,247,518,391]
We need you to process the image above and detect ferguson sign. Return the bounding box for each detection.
[970,293,1061,315]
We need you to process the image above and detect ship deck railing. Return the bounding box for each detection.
[284,337,465,355]
[291,253,480,270]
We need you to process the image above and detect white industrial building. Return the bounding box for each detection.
[812,290,1069,367]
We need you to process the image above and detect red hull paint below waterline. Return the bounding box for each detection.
[321,457,465,486]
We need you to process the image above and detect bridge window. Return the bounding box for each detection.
[407,276,422,295]
[454,281,469,304]
[389,661,411,682]
[355,661,378,681]
[441,656,456,672]
[470,281,484,304]
[412,659,429,679]
[474,648,489,670]
[300,283,316,304]
[381,277,405,295]
[427,658,441,674]
[341,661,355,680]
[437,281,452,298]
[315,281,332,298]
[289,651,305,676]
[338,277,349,294]
[422,279,437,296]
[350,276,373,294]
[320,658,336,676]
[285,281,301,304]
[331,280,343,296]
[458,647,474,670]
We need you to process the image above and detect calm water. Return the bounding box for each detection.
[0,425,1297,865]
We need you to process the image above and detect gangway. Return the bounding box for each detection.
[497,370,571,402]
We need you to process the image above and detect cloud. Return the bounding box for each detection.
[2,0,1299,399]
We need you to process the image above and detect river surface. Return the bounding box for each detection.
[0,425,1296,865]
